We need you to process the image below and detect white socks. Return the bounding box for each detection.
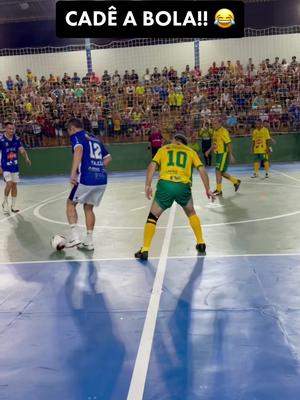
[11,197,16,208]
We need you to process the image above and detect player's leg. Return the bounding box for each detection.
[182,198,206,253]
[220,153,241,192]
[11,182,19,213]
[135,200,164,260]
[251,154,260,178]
[264,154,269,178]
[135,179,174,260]
[78,185,106,251]
[2,174,13,213]
[65,184,81,247]
[78,203,95,251]
[213,154,223,195]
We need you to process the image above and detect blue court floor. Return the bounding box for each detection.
[1,163,300,399]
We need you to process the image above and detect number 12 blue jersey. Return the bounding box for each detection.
[70,130,110,186]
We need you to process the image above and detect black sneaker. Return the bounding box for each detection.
[265,173,269,178]
[196,243,206,253]
[213,190,222,196]
[234,179,241,192]
[134,248,148,261]
[11,208,20,213]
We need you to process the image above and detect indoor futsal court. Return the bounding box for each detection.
[1,163,300,400]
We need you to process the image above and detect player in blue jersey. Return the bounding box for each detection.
[65,118,112,250]
[0,121,31,213]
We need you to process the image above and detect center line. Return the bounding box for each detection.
[127,203,177,400]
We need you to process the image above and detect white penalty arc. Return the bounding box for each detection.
[33,195,300,230]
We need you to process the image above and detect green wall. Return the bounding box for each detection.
[19,133,300,176]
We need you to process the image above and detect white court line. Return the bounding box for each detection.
[130,206,147,212]
[127,204,177,400]
[1,253,300,266]
[271,169,300,183]
[0,189,68,223]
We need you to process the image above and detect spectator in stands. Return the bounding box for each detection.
[148,125,163,156]
[102,70,111,82]
[131,69,139,84]
[6,76,14,91]
[151,67,161,82]
[72,72,80,84]
[226,112,238,134]
[112,70,121,85]
[143,68,151,84]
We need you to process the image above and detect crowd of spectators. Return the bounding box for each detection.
[0,55,300,147]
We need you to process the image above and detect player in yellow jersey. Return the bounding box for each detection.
[251,119,270,178]
[135,133,215,260]
[205,117,241,196]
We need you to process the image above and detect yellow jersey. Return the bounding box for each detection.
[212,127,231,154]
[152,143,203,184]
[252,127,270,154]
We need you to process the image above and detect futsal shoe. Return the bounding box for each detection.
[265,173,269,178]
[11,208,20,213]
[196,243,206,253]
[213,189,222,196]
[134,248,148,261]
[234,179,241,192]
[77,242,94,251]
[2,202,9,214]
[251,174,258,178]
[65,236,81,248]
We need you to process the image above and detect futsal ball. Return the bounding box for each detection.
[50,235,66,251]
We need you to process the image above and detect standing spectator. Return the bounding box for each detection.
[148,126,163,157]
[72,72,81,84]
[143,68,151,84]
[112,70,121,85]
[131,69,139,84]
[6,76,14,91]
[200,121,213,166]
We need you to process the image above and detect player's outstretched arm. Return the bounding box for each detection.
[70,145,83,185]
[19,147,31,166]
[145,161,157,200]
[198,167,215,200]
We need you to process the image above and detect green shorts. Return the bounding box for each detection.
[215,152,229,172]
[154,179,192,210]
[254,153,269,161]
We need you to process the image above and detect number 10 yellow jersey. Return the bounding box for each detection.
[152,143,203,184]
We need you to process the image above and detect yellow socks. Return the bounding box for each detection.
[264,161,269,174]
[189,214,204,244]
[142,213,158,251]
[254,162,259,175]
[217,183,222,192]
[227,175,238,185]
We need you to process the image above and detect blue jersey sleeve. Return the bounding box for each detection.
[71,134,84,151]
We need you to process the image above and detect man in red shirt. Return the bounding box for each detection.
[148,126,163,157]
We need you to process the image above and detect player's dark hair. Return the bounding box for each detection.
[174,133,188,146]
[67,118,83,130]
[4,121,14,127]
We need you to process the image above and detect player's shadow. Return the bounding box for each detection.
[148,257,204,399]
[64,260,126,400]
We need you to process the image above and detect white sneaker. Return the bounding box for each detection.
[65,235,81,248]
[77,242,94,251]
[2,202,9,214]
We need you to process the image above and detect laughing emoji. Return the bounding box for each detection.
[214,9,235,29]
